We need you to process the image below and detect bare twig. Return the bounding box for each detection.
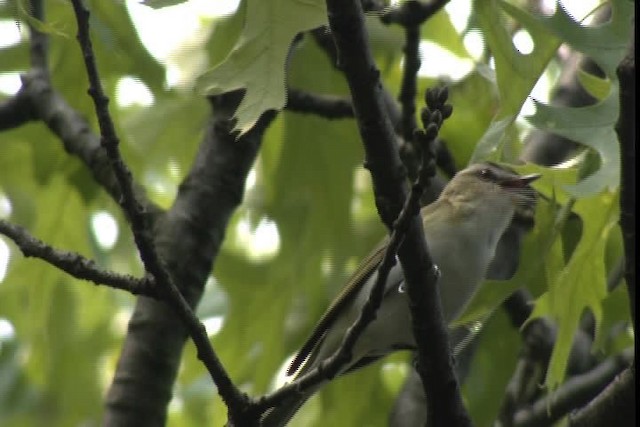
[0,219,158,297]
[69,0,248,419]
[397,15,420,143]
[257,112,439,411]
[286,88,354,118]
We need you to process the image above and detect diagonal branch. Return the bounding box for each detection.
[257,132,436,412]
[513,348,634,427]
[14,72,160,216]
[69,0,247,418]
[324,0,471,425]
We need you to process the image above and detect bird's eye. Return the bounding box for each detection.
[479,168,495,180]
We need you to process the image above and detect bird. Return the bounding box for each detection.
[260,162,540,426]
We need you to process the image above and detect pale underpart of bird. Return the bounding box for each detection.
[260,162,540,427]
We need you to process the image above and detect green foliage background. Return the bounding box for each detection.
[0,0,633,426]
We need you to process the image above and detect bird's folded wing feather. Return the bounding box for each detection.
[287,238,390,376]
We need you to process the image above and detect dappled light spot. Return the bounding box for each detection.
[245,167,257,193]
[0,72,21,96]
[0,19,22,49]
[115,76,154,107]
[235,216,281,262]
[202,315,224,336]
[463,30,485,61]
[0,317,15,341]
[0,194,11,219]
[111,308,133,336]
[513,29,534,55]
[0,238,9,283]
[416,41,474,81]
[91,211,119,251]
[445,0,472,33]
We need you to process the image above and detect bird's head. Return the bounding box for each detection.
[440,162,540,227]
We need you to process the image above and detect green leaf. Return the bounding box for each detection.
[522,0,633,197]
[529,191,619,390]
[527,88,620,196]
[541,0,634,77]
[471,0,562,162]
[577,70,611,101]
[195,0,327,134]
[12,0,70,39]
[477,0,561,117]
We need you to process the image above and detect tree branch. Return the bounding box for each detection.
[325,1,470,425]
[258,116,439,412]
[0,89,37,130]
[380,0,451,27]
[14,72,160,216]
[69,0,248,421]
[0,219,158,297]
[614,29,635,328]
[397,12,420,144]
[568,364,635,427]
[104,90,277,425]
[512,348,634,427]
[27,0,48,72]
[285,87,354,119]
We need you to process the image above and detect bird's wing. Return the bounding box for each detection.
[287,238,389,376]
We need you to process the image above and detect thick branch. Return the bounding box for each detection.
[615,33,635,327]
[0,89,37,130]
[325,1,470,425]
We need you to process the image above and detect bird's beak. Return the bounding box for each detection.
[500,173,541,188]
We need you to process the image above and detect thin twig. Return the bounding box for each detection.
[398,20,420,144]
[69,0,248,418]
[257,139,435,411]
[286,88,354,119]
[324,1,471,424]
[0,219,157,297]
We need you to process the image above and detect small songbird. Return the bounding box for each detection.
[261,162,540,426]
